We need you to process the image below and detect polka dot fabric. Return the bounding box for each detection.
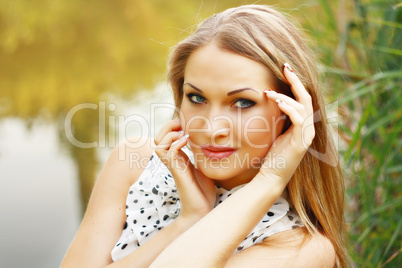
[111,151,304,261]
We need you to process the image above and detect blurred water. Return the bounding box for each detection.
[0,119,80,268]
[0,84,173,268]
[0,2,308,266]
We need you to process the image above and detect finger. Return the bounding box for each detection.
[275,98,304,129]
[276,99,314,150]
[171,134,189,148]
[168,134,189,161]
[264,89,303,110]
[155,131,184,167]
[156,130,184,150]
[154,120,182,145]
[283,63,312,107]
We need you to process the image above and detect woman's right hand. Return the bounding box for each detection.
[154,120,216,225]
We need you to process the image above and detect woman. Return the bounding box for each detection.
[62,5,347,267]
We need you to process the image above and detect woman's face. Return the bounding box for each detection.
[180,43,285,190]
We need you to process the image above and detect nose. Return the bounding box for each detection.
[209,114,231,139]
[184,106,234,145]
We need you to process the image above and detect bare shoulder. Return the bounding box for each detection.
[103,136,155,185]
[299,230,336,267]
[61,136,155,268]
[225,228,336,268]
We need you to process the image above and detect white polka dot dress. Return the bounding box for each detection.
[111,151,304,261]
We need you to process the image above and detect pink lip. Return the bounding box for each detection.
[200,145,237,160]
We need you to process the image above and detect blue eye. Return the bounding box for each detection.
[186,93,206,104]
[233,99,256,109]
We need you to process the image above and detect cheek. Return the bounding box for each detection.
[241,111,284,147]
[242,118,271,148]
[180,108,207,137]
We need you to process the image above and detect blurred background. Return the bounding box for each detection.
[0,0,400,267]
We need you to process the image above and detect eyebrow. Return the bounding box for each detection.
[184,83,203,93]
[183,83,259,96]
[227,88,259,96]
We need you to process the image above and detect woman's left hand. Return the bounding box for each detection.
[257,63,315,186]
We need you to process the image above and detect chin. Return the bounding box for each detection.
[197,165,235,179]
[195,160,260,187]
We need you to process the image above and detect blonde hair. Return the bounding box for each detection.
[167,5,347,267]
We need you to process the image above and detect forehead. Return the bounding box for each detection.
[184,44,275,93]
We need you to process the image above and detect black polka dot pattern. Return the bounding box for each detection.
[111,151,304,261]
[214,183,304,254]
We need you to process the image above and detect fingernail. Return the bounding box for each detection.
[264,89,276,95]
[178,130,184,135]
[275,98,283,103]
[171,134,188,147]
[284,63,294,73]
[180,134,189,144]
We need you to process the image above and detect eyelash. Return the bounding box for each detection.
[186,93,205,104]
[185,93,256,110]
[233,98,256,109]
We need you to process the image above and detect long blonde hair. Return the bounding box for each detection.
[167,5,347,267]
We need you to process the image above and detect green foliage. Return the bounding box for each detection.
[0,0,400,265]
[309,0,402,266]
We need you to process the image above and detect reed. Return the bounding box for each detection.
[312,0,402,266]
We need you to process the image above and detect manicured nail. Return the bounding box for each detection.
[284,63,294,72]
[275,98,283,103]
[172,134,188,146]
[264,90,276,96]
[180,134,189,144]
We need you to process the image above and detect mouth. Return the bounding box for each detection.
[200,145,237,160]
